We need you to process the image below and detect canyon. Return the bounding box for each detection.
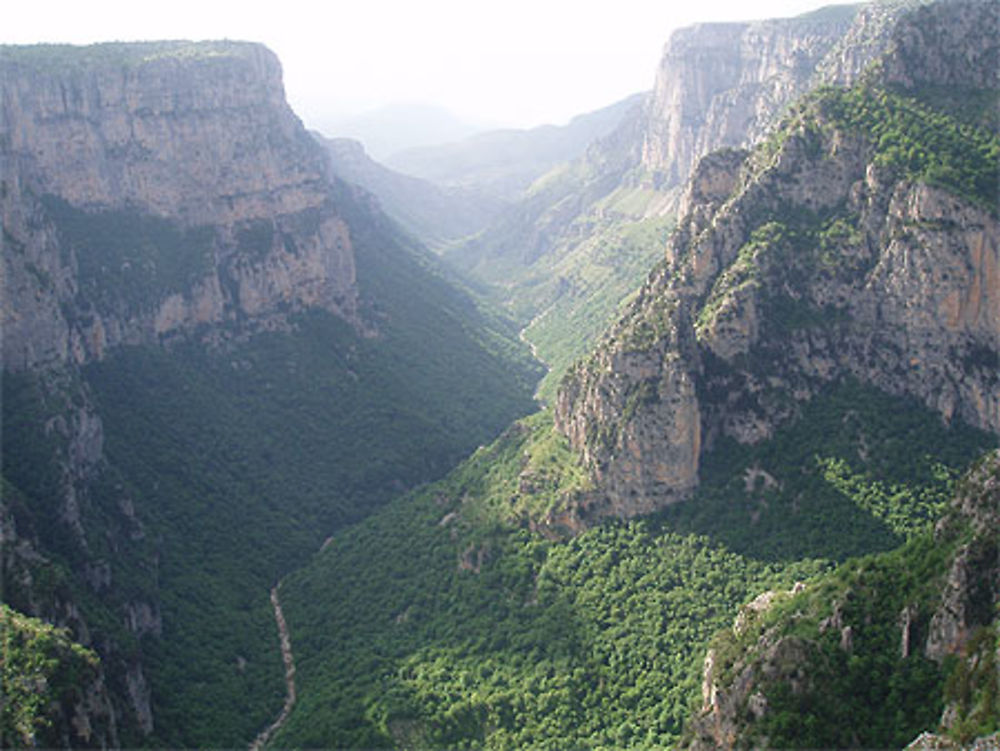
[2,0,997,747]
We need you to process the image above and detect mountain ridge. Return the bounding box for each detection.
[269,1,998,746]
[385,93,644,201]
[554,0,999,522]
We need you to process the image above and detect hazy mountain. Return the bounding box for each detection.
[321,102,483,161]
[318,134,506,251]
[385,93,644,200]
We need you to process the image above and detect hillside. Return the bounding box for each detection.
[273,380,994,748]
[0,41,540,747]
[385,94,642,201]
[271,0,999,747]
[319,135,505,252]
[445,1,906,399]
[682,449,999,750]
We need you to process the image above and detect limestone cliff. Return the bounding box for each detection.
[0,41,363,743]
[448,2,915,406]
[555,0,999,518]
[2,41,359,373]
[640,1,914,190]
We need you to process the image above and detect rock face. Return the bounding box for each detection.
[640,1,910,190]
[2,41,359,373]
[0,41,366,743]
[555,0,1000,519]
[448,1,923,410]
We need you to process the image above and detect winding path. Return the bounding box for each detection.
[250,587,296,751]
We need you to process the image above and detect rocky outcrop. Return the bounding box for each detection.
[925,454,1000,662]
[1,41,359,373]
[1,498,126,747]
[881,0,1000,91]
[0,604,120,748]
[641,0,1000,193]
[555,294,703,514]
[555,0,999,518]
[681,450,1000,751]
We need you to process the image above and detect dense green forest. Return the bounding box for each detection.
[694,451,1000,749]
[273,380,994,748]
[1,194,541,746]
[3,4,998,747]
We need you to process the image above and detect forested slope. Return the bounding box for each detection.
[0,42,540,746]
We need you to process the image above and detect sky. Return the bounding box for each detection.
[5,0,845,132]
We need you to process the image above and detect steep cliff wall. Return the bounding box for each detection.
[2,40,545,747]
[0,41,362,744]
[555,0,999,519]
[1,41,358,373]
[640,1,917,190]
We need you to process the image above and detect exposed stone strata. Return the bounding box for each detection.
[556,282,703,512]
[880,0,1000,91]
[556,0,999,519]
[0,41,364,743]
[1,41,360,373]
[640,2,904,190]
[2,42,317,222]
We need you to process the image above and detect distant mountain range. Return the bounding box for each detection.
[385,94,643,200]
[319,102,484,161]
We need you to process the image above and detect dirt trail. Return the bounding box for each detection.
[249,587,296,750]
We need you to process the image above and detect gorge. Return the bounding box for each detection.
[2,1,998,748]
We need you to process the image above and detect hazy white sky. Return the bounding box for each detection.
[6,0,845,130]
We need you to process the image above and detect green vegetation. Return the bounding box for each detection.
[0,40,262,71]
[275,484,815,749]
[524,214,673,401]
[706,535,954,749]
[818,84,1000,211]
[661,380,992,562]
[78,237,540,745]
[429,411,594,528]
[41,196,215,316]
[0,605,101,747]
[698,448,1000,751]
[5,8,998,749]
[944,623,1000,744]
[447,157,674,403]
[274,379,992,748]
[3,186,541,745]
[693,208,868,343]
